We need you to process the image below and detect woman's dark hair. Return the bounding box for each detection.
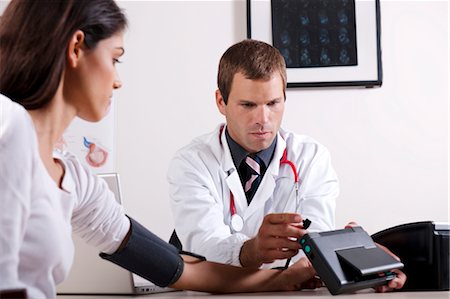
[0,0,127,110]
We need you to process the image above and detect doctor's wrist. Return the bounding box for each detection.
[239,239,263,268]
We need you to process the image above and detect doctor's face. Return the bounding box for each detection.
[216,72,285,153]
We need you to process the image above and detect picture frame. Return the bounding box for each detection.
[247,0,382,88]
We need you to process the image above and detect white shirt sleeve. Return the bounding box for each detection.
[0,97,35,291]
[59,153,130,255]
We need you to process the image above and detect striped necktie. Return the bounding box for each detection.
[241,155,264,204]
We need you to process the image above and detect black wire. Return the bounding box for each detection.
[179,250,207,261]
[282,218,312,270]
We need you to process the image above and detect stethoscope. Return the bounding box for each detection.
[223,130,300,232]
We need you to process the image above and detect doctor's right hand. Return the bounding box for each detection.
[239,213,307,268]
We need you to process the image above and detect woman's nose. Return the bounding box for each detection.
[113,79,122,89]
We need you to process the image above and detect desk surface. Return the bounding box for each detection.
[57,287,450,299]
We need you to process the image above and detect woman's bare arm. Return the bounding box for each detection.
[171,255,320,293]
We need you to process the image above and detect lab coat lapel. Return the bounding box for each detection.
[225,172,247,214]
[243,174,276,219]
[220,126,247,215]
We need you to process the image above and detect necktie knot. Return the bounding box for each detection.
[245,155,262,175]
[240,155,264,204]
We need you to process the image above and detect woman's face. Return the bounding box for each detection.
[66,31,124,122]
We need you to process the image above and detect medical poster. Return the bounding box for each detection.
[60,105,116,174]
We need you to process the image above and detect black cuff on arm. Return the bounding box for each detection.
[99,216,184,287]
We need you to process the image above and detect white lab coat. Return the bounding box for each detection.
[168,124,338,268]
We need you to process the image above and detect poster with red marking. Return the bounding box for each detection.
[60,104,116,174]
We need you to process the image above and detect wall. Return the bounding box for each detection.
[114,0,448,239]
[115,0,247,239]
[1,0,445,238]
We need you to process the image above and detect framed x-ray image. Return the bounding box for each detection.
[247,0,382,88]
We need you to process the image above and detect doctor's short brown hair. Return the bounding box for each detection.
[217,39,287,104]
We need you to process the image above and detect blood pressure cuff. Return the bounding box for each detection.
[99,216,184,287]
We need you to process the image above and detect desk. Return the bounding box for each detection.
[57,287,450,299]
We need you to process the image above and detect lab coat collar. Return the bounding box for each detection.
[218,124,287,175]
[219,125,248,214]
[219,124,237,173]
[268,132,287,178]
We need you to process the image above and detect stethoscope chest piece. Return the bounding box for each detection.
[231,214,244,232]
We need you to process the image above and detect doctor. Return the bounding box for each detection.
[168,39,339,269]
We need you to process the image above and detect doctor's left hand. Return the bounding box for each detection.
[240,213,307,268]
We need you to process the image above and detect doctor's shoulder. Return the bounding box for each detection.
[280,130,331,171]
[281,129,332,161]
[171,129,220,159]
[169,129,221,170]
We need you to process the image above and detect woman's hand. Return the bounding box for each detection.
[345,221,407,292]
[373,243,407,292]
[274,257,322,291]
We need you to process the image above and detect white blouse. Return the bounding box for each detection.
[0,95,130,298]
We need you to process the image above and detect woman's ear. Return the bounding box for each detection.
[67,30,86,68]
